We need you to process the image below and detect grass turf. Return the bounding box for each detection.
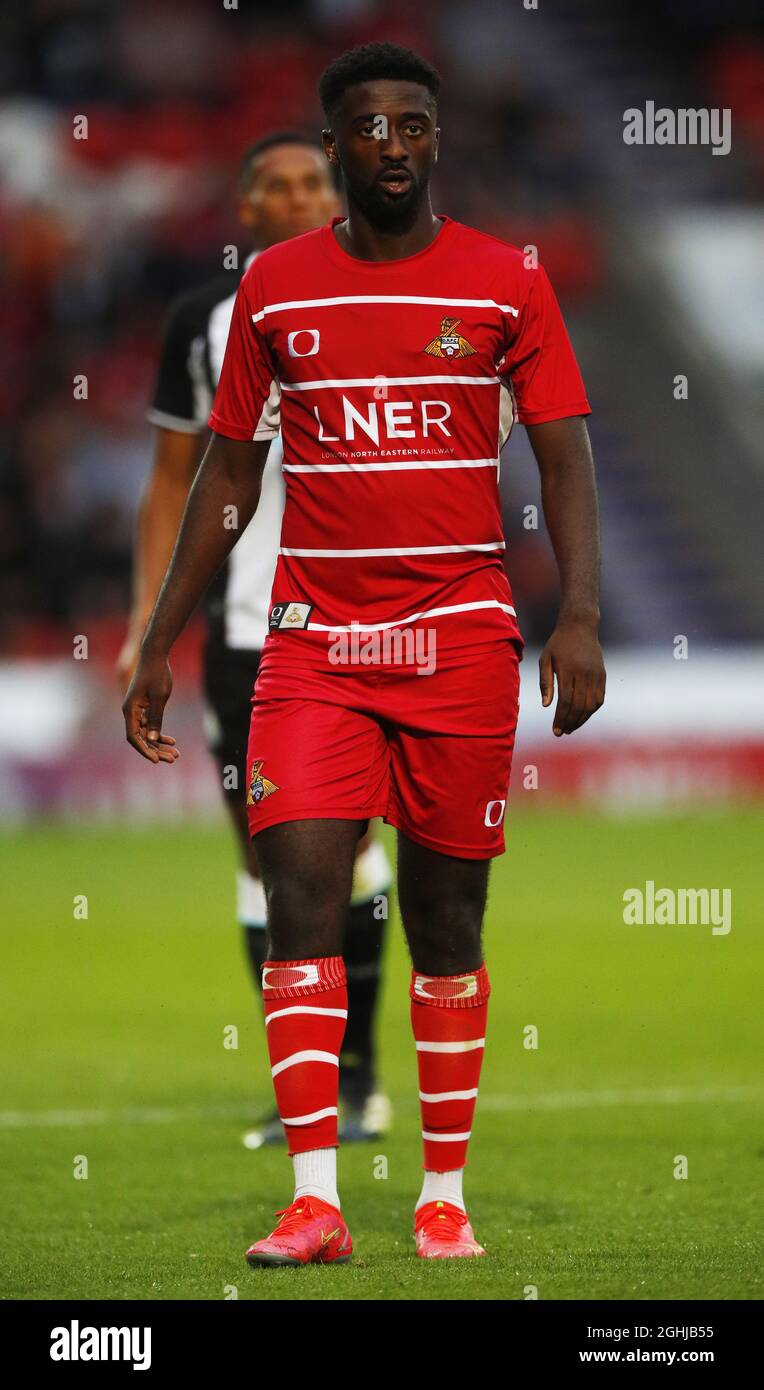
[1,809,762,1300]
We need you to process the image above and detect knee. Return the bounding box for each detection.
[261,859,347,957]
[265,860,340,923]
[403,891,485,974]
[404,872,486,934]
[252,822,358,958]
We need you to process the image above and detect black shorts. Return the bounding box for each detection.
[202,643,261,803]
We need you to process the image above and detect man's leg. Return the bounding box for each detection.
[397,832,492,1258]
[237,805,393,1147]
[241,813,393,1124]
[240,686,390,1265]
[256,818,360,1189]
[243,817,361,1266]
[384,639,520,1256]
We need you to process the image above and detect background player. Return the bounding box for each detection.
[118,132,393,1146]
[123,42,606,1265]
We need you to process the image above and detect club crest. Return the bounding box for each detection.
[247,759,279,805]
[423,316,476,359]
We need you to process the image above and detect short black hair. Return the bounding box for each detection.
[318,42,441,123]
[238,130,323,191]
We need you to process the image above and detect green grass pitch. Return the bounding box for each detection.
[1,809,762,1301]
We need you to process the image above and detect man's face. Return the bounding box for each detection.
[239,143,340,247]
[323,80,439,233]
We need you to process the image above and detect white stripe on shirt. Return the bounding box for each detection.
[282,457,499,473]
[279,542,506,558]
[280,375,499,391]
[303,600,517,632]
[251,294,519,324]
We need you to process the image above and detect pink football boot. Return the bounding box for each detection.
[414,1200,486,1259]
[246,1195,352,1267]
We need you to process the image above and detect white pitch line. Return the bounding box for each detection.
[0,1084,761,1130]
[0,1103,253,1130]
[477,1084,764,1112]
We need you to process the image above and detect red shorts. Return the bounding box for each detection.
[244,638,521,860]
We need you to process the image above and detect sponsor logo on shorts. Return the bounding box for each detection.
[483,799,506,827]
[246,759,279,806]
[269,600,314,632]
[423,316,477,359]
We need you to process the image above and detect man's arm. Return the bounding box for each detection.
[122,433,271,762]
[525,415,606,736]
[116,427,203,688]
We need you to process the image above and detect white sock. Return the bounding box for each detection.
[293,1148,340,1210]
[236,870,267,928]
[416,1169,465,1212]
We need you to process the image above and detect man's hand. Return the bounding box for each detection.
[122,648,179,763]
[539,616,606,736]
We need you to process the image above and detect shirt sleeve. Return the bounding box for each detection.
[501,265,591,426]
[208,269,281,441]
[147,293,208,434]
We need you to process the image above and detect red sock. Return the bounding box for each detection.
[262,957,347,1155]
[410,965,490,1171]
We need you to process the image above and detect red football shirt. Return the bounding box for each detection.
[209,214,590,662]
